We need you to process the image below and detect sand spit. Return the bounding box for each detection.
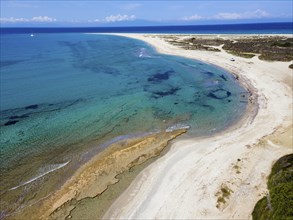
[9,129,187,219]
[102,34,292,219]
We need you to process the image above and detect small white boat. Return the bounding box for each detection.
[30,34,34,37]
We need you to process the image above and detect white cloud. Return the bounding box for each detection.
[182,14,203,21]
[31,16,57,22]
[181,9,269,21]
[90,14,136,23]
[104,14,136,22]
[0,17,29,23]
[0,16,57,23]
[215,9,269,20]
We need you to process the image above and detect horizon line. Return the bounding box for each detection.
[1,21,292,29]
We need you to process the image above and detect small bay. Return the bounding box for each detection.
[0,33,247,217]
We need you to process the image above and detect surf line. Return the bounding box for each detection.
[9,161,70,191]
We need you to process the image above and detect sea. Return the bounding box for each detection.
[0,22,290,218]
[1,22,292,34]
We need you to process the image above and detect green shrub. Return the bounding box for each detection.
[252,197,270,220]
[252,154,293,220]
[271,41,293,47]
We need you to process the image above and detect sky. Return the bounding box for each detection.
[0,0,292,27]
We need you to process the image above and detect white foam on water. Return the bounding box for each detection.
[138,48,152,58]
[9,161,70,191]
[166,124,191,132]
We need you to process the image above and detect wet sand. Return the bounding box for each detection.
[9,129,187,219]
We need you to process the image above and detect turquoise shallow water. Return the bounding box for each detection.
[0,33,248,217]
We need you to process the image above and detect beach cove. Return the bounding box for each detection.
[1,33,292,219]
[103,34,292,219]
[1,33,248,219]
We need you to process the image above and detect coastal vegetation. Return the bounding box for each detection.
[223,37,293,62]
[216,185,233,208]
[161,35,293,63]
[252,154,293,220]
[228,51,256,59]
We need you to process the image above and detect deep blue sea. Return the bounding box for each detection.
[1,22,292,34]
[0,27,253,217]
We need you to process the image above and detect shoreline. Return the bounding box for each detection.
[8,33,292,220]
[103,34,292,219]
[9,128,189,220]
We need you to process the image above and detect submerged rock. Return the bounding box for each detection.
[4,120,19,126]
[147,70,174,83]
[220,74,227,81]
[207,89,231,99]
[152,87,181,99]
[9,115,29,120]
[203,71,215,77]
[25,104,38,110]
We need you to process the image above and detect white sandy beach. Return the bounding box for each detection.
[103,34,293,219]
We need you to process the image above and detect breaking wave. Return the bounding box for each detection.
[9,161,70,191]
